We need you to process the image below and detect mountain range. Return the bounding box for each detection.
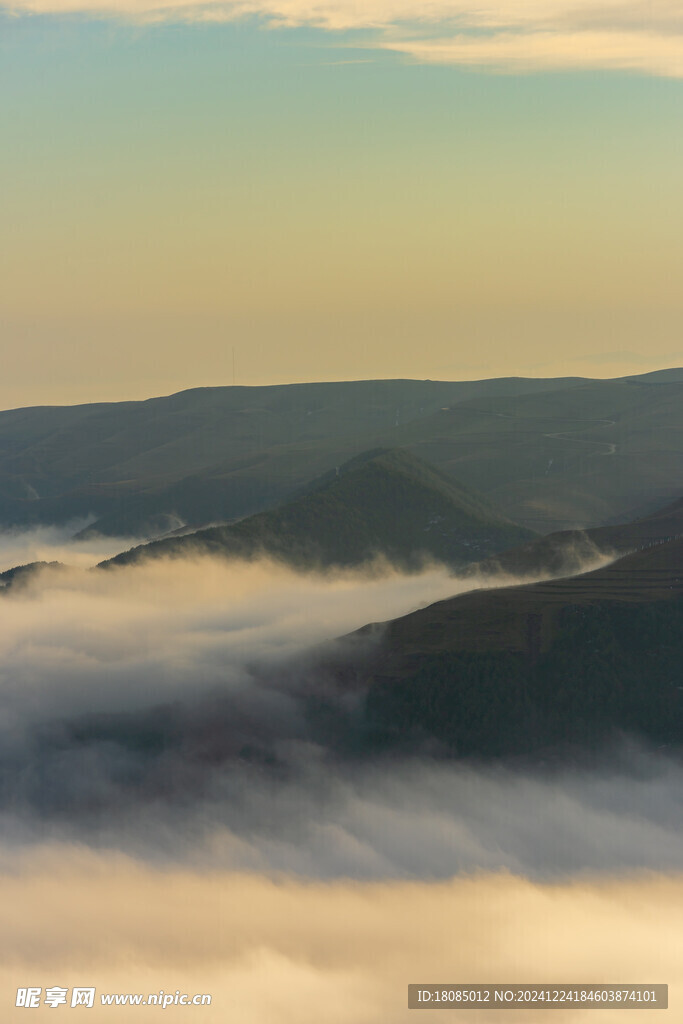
[101,448,534,572]
[1,368,681,538]
[1,371,682,764]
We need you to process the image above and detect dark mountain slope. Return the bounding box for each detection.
[0,560,65,591]
[469,494,683,580]
[356,539,683,759]
[382,376,683,531]
[101,449,535,571]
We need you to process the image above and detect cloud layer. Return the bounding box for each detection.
[1,542,680,886]
[1,539,680,1021]
[3,0,683,78]
[0,553,464,729]
[1,851,682,1022]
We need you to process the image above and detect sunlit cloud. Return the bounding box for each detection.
[1,850,682,1023]
[3,0,683,78]
[383,30,683,78]
[0,522,141,575]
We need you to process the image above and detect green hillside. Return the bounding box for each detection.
[468,494,683,580]
[1,370,680,537]
[357,538,683,758]
[101,449,534,571]
[383,375,683,532]
[0,560,65,591]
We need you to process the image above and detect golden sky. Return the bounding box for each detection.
[1,6,681,407]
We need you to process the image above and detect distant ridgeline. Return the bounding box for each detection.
[1,370,682,538]
[100,449,535,572]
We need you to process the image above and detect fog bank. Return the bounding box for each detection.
[0,850,679,1023]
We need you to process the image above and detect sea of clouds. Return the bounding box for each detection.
[0,528,678,1021]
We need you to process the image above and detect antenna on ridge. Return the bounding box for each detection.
[232,347,236,387]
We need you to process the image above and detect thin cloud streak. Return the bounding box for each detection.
[3,0,683,78]
[383,30,683,78]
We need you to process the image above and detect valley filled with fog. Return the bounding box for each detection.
[1,528,681,1020]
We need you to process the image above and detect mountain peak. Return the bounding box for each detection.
[101,448,534,572]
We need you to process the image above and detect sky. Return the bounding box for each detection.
[1,2,682,408]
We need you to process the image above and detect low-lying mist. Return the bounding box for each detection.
[0,539,614,732]
[0,536,674,883]
[5,743,683,882]
[0,521,146,573]
[0,551,475,725]
[1,531,677,1022]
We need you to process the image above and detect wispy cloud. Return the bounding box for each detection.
[0,522,142,576]
[4,0,683,78]
[383,29,683,78]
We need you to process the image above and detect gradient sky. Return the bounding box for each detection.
[1,4,682,408]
